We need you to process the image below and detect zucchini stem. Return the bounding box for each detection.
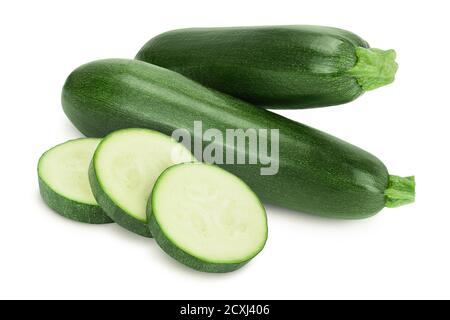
[348,47,398,91]
[385,175,415,208]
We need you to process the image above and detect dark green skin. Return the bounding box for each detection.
[136,25,369,109]
[62,59,389,219]
[38,177,113,224]
[88,161,152,238]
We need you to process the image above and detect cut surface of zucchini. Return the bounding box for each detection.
[38,138,112,224]
[149,163,268,272]
[89,128,194,237]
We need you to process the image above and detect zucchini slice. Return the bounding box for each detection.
[149,163,268,273]
[38,138,112,224]
[89,128,194,237]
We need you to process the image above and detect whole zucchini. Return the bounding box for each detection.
[62,59,414,219]
[136,25,398,109]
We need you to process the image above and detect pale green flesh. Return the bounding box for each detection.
[94,129,193,222]
[39,139,100,205]
[153,163,267,263]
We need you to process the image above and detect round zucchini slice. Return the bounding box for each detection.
[89,128,194,237]
[149,163,268,272]
[38,138,112,224]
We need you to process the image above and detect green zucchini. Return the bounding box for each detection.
[88,128,193,237]
[149,162,268,273]
[38,138,112,224]
[136,25,398,109]
[62,59,415,219]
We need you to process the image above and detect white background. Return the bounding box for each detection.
[0,0,449,300]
